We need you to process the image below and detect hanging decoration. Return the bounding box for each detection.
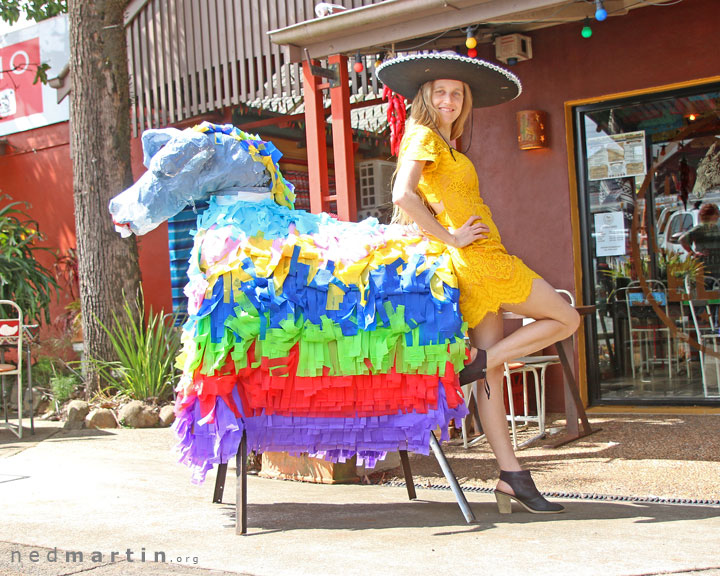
[581,18,593,38]
[383,84,407,157]
[353,52,364,74]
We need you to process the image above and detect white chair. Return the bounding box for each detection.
[618,280,673,380]
[503,289,576,449]
[0,300,24,438]
[684,275,720,397]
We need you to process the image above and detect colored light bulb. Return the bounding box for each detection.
[466,36,477,49]
[595,0,607,21]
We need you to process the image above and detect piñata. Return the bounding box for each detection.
[110,123,469,484]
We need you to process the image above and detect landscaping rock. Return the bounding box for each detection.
[158,404,175,427]
[64,400,90,430]
[85,408,118,429]
[118,400,159,428]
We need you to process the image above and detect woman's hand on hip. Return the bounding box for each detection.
[450,216,489,248]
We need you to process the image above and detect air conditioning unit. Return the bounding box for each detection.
[357,160,396,222]
[494,33,532,64]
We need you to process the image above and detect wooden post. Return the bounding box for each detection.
[302,59,329,214]
[328,54,357,222]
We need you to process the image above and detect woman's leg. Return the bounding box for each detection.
[467,278,579,497]
[467,313,522,487]
[484,278,580,373]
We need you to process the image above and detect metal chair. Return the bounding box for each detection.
[461,290,576,449]
[503,289,576,448]
[0,300,24,438]
[684,275,720,397]
[617,280,673,380]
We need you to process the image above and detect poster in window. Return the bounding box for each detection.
[594,211,626,257]
[586,130,646,181]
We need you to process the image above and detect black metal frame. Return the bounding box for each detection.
[212,432,476,534]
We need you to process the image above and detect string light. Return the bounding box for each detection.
[465,28,477,49]
[595,0,607,21]
[353,52,364,73]
[581,17,593,38]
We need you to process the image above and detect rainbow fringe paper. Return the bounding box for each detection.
[172,129,469,484]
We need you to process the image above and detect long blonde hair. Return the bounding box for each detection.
[391,79,473,225]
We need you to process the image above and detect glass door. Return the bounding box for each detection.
[574,82,720,404]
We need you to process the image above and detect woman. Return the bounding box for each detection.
[377,53,579,514]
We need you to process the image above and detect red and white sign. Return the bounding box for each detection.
[0,37,43,120]
[0,14,68,136]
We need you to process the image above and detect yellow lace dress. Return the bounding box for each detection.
[399,123,541,328]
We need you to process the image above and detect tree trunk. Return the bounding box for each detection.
[68,0,141,395]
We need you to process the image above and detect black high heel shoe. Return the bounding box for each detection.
[494,470,565,514]
[459,348,487,387]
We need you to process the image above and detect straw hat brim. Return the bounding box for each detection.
[375,53,521,107]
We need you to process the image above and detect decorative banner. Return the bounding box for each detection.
[0,14,69,136]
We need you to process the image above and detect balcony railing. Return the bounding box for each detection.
[123,0,384,135]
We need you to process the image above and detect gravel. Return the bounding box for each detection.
[384,413,720,502]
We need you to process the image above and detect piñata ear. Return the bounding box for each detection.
[141,127,183,168]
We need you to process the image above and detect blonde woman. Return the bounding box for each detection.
[377,53,579,514]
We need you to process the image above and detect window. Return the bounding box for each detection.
[573,81,720,405]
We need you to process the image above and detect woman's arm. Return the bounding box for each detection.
[392,158,488,248]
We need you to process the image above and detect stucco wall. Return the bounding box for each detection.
[471,0,716,289]
[469,0,717,407]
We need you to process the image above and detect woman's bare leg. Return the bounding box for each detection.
[467,279,580,495]
[468,313,522,490]
[484,279,580,372]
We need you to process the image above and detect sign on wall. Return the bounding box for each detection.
[0,14,68,137]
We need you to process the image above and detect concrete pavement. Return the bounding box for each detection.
[1,421,719,576]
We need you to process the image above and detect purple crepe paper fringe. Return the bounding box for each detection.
[173,384,468,484]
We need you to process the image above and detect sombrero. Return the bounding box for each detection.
[375,52,521,108]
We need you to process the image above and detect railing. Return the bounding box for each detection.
[124,0,384,135]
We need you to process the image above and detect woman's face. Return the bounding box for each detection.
[431,79,465,130]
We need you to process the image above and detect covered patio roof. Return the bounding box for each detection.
[268,0,649,61]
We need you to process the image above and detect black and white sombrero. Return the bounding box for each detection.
[376,52,521,108]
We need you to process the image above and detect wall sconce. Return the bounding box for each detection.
[516,110,548,150]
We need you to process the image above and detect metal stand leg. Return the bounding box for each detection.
[236,431,247,535]
[428,432,476,524]
[26,343,33,435]
[398,450,416,500]
[213,462,228,504]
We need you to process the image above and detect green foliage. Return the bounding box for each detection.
[88,290,182,402]
[0,196,59,324]
[31,355,55,386]
[0,0,66,25]
[658,250,702,280]
[50,373,77,404]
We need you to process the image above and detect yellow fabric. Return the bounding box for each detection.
[399,123,541,328]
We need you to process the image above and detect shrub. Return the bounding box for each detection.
[88,290,182,401]
[50,374,79,404]
[0,196,58,324]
